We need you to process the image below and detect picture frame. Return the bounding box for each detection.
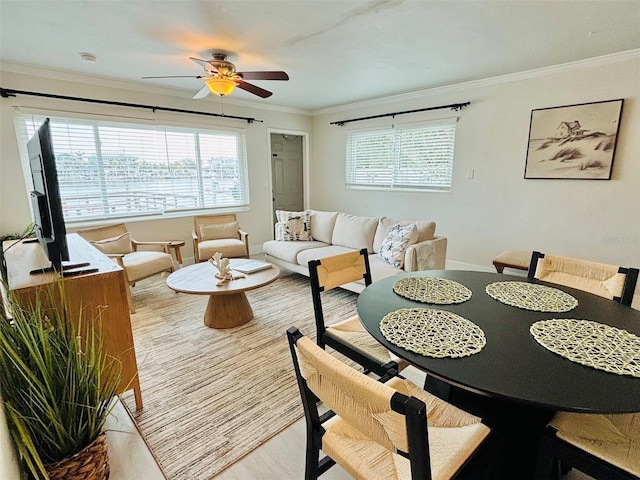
[524,99,623,180]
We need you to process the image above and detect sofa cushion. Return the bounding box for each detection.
[197,238,247,261]
[264,239,329,264]
[199,221,239,241]
[373,217,436,253]
[308,210,338,244]
[122,251,173,282]
[331,213,379,253]
[90,232,133,254]
[296,245,356,267]
[275,210,312,241]
[377,223,418,268]
[368,255,406,283]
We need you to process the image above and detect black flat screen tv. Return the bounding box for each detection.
[26,118,70,272]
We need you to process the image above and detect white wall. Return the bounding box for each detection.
[2,54,639,272]
[311,53,640,271]
[0,70,312,262]
[0,399,20,480]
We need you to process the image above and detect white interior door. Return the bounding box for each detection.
[271,133,304,219]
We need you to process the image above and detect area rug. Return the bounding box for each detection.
[120,269,358,479]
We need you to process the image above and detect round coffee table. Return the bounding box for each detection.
[166,259,280,328]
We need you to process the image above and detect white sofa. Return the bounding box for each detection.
[263,210,447,293]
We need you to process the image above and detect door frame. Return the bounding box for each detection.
[267,128,310,234]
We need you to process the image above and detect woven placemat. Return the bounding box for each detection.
[380,308,486,358]
[485,281,578,312]
[530,319,640,378]
[393,277,472,304]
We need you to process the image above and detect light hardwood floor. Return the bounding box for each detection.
[213,414,352,480]
[106,400,166,479]
[215,366,593,480]
[109,363,593,480]
[214,365,593,480]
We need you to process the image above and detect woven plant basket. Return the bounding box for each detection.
[45,431,110,480]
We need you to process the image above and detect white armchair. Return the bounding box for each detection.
[76,223,183,313]
[192,214,249,262]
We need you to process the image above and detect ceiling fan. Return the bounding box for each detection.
[142,53,289,99]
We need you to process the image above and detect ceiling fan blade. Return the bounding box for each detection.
[236,79,272,98]
[190,57,209,67]
[192,84,211,99]
[142,75,205,79]
[237,71,289,81]
[190,57,219,73]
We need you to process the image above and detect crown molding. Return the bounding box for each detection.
[0,60,310,116]
[2,49,638,118]
[313,49,640,116]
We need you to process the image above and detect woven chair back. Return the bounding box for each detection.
[313,249,370,291]
[75,223,128,243]
[193,214,238,238]
[533,254,630,301]
[295,335,410,453]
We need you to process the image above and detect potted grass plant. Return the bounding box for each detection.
[0,224,35,284]
[0,284,121,480]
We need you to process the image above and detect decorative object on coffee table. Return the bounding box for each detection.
[0,284,121,480]
[209,252,232,283]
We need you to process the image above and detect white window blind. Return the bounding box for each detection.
[15,114,249,222]
[345,119,457,192]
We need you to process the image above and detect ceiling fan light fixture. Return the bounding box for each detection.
[205,77,236,96]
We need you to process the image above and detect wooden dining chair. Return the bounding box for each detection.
[308,248,407,377]
[528,251,639,306]
[287,327,491,480]
[529,251,640,479]
[536,413,640,480]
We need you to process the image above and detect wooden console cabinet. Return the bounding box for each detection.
[4,234,142,410]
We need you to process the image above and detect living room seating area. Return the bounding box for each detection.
[263,210,447,292]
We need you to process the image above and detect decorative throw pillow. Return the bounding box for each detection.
[378,224,418,268]
[275,210,312,241]
[91,232,133,255]
[331,213,378,253]
[199,221,239,241]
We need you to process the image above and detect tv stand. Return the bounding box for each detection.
[4,233,143,410]
[29,261,92,275]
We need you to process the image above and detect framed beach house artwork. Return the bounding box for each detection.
[524,99,624,179]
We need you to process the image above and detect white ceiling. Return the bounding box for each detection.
[1,0,639,112]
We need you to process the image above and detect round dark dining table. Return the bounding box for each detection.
[357,270,640,414]
[356,270,640,479]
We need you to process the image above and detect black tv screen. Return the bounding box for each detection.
[27,118,69,270]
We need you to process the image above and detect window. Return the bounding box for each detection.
[345,119,457,192]
[15,113,249,223]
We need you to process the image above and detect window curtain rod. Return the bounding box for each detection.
[0,88,263,124]
[330,101,470,126]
